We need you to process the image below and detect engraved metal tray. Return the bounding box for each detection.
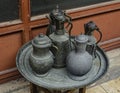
[16,41,109,90]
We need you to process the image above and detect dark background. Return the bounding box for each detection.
[31,0,112,16]
[0,0,112,22]
[0,0,19,22]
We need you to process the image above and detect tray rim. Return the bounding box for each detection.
[16,41,109,90]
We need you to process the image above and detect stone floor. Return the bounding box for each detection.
[86,77,120,93]
[0,48,120,93]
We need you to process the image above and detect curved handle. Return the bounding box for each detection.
[84,21,102,44]
[91,44,97,58]
[96,29,102,44]
[46,15,52,24]
[64,13,73,34]
[50,44,59,58]
[71,40,78,52]
[52,44,59,52]
[64,14,73,50]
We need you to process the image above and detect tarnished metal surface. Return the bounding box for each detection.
[66,35,93,80]
[29,34,54,76]
[16,41,108,90]
[47,6,73,68]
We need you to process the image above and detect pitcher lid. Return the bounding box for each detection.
[32,34,52,48]
[75,34,88,43]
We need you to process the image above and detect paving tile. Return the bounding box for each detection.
[0,78,30,93]
[106,48,120,59]
[86,85,106,93]
[101,77,120,93]
[87,77,120,93]
[12,87,30,93]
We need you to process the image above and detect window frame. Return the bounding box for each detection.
[0,0,119,27]
[30,0,120,21]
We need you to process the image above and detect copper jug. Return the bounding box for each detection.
[29,34,54,76]
[66,35,93,81]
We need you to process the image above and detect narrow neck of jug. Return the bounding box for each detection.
[76,43,87,53]
[55,21,65,35]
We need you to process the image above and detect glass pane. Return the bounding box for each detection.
[0,0,19,22]
[31,0,113,16]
